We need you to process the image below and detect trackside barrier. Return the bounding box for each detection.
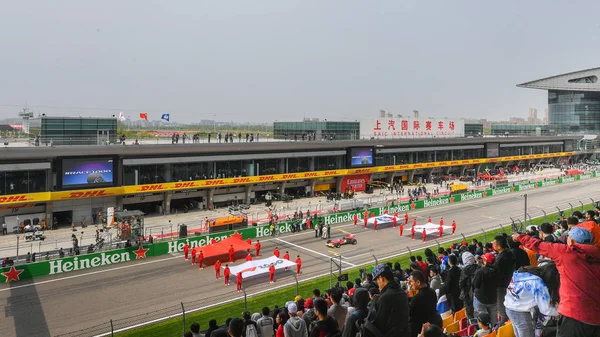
[55,196,598,337]
[1,172,597,283]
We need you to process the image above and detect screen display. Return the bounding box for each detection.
[62,158,114,187]
[487,143,499,158]
[349,148,374,167]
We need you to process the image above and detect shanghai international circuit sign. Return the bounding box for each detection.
[360,117,465,139]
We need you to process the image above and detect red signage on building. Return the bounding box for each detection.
[341,174,371,192]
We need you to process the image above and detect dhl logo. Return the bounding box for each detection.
[205,180,225,186]
[232,177,251,184]
[383,166,395,171]
[426,163,436,167]
[259,176,275,182]
[323,171,337,176]
[174,182,196,188]
[141,185,164,191]
[398,165,409,169]
[413,164,423,168]
[282,174,298,179]
[450,161,459,165]
[304,172,319,177]
[354,169,372,174]
[68,190,108,199]
[0,195,30,204]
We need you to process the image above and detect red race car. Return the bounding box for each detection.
[326,234,357,248]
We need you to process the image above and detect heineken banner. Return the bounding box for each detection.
[1,172,596,283]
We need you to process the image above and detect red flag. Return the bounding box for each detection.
[139,112,148,121]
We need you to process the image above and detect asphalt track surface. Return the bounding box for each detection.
[1,179,600,337]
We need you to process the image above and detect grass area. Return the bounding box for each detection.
[117,204,588,337]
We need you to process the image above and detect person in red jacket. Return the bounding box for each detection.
[438,224,444,238]
[255,240,261,256]
[363,210,369,228]
[197,250,204,269]
[229,245,235,263]
[370,212,375,219]
[306,217,311,229]
[223,264,231,285]
[440,217,444,226]
[452,220,456,234]
[404,212,409,225]
[353,213,358,226]
[246,238,252,245]
[295,255,302,275]
[236,272,243,292]
[269,263,276,283]
[383,209,389,215]
[214,259,221,279]
[191,247,197,265]
[513,227,600,335]
[399,223,404,237]
[411,225,416,240]
[392,215,397,228]
[373,218,378,231]
[273,246,280,258]
[183,243,189,261]
[422,228,427,242]
[427,216,432,223]
[245,249,252,261]
[211,238,217,245]
[413,218,417,227]
[283,251,290,270]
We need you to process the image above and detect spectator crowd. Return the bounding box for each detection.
[184,208,600,337]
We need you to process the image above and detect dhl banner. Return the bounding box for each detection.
[0,152,575,205]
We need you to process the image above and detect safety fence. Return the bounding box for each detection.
[53,195,598,337]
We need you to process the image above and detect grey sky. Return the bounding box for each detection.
[1,1,599,123]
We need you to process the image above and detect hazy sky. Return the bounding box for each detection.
[1,1,599,123]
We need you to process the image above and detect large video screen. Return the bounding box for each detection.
[62,158,115,188]
[349,147,374,168]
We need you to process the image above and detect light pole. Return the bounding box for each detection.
[523,193,528,226]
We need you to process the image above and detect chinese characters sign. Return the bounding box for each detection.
[360,118,465,139]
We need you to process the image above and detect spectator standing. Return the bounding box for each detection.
[369,264,410,337]
[407,270,443,337]
[428,267,443,295]
[342,288,368,337]
[284,303,308,337]
[308,299,338,337]
[509,239,530,270]
[513,227,600,337]
[257,307,275,337]
[503,263,560,337]
[492,235,515,325]
[243,311,259,337]
[229,318,245,337]
[276,312,289,337]
[472,253,498,327]
[443,255,463,313]
[327,288,347,331]
[189,322,202,337]
[459,251,480,320]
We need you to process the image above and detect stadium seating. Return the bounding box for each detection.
[497,322,516,337]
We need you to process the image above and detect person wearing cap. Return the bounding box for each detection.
[474,312,492,337]
[302,298,316,328]
[284,302,308,337]
[369,263,409,337]
[472,253,498,327]
[512,227,600,337]
[407,270,442,337]
[559,216,579,243]
[459,249,480,321]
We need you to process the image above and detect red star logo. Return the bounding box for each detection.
[483,191,487,197]
[133,245,149,259]
[410,202,416,209]
[449,196,455,203]
[2,266,24,283]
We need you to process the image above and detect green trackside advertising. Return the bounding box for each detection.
[0,172,596,283]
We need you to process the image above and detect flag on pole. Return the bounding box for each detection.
[161,113,170,122]
[139,112,148,121]
[118,112,126,121]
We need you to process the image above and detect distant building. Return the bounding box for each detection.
[491,123,552,136]
[518,67,600,133]
[273,119,360,140]
[29,116,118,146]
[528,108,538,124]
[465,123,484,136]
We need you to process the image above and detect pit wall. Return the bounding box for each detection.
[0,173,594,282]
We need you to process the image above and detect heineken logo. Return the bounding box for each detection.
[541,180,557,187]
[492,187,512,195]
[580,174,592,180]
[461,192,483,201]
[323,213,353,226]
[424,198,450,208]
[49,252,132,275]
[519,183,536,191]
[383,204,410,214]
[562,176,575,183]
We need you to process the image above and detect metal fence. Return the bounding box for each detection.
[54,195,597,337]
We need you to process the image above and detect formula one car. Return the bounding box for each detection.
[326,234,357,248]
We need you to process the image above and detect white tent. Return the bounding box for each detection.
[414,222,452,236]
[226,255,297,280]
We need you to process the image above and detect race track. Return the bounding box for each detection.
[1,178,600,337]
